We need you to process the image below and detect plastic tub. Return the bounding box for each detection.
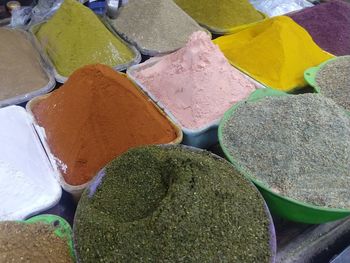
[22,214,75,261]
[26,76,183,200]
[29,18,141,83]
[74,144,277,263]
[218,88,350,224]
[0,106,62,221]
[0,27,55,108]
[304,57,340,93]
[127,57,265,148]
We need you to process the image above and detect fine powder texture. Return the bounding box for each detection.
[222,94,350,209]
[32,64,177,186]
[0,28,48,101]
[0,106,61,220]
[109,0,206,54]
[174,0,264,31]
[289,0,350,56]
[0,222,72,263]
[75,146,271,263]
[214,16,333,92]
[36,0,135,77]
[316,56,350,111]
[134,31,256,130]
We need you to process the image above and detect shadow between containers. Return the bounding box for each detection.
[218,88,350,224]
[73,144,277,263]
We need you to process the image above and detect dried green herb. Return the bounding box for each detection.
[222,94,350,209]
[316,56,350,111]
[75,146,271,263]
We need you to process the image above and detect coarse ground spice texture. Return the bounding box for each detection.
[214,16,333,92]
[74,146,272,263]
[109,0,206,54]
[174,0,264,31]
[0,222,72,263]
[32,64,177,186]
[36,0,134,77]
[289,0,350,56]
[0,28,48,101]
[316,56,350,111]
[222,94,350,209]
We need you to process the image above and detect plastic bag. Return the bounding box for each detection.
[30,0,63,25]
[10,7,32,28]
[250,0,313,17]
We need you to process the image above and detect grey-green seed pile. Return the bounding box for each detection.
[222,94,350,209]
[109,0,206,55]
[74,145,272,263]
[316,56,350,111]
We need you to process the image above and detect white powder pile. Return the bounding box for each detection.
[0,106,61,220]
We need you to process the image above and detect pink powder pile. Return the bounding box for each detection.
[134,31,256,130]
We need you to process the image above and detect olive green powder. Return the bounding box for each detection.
[316,56,350,111]
[0,222,73,263]
[109,0,206,55]
[74,146,272,263]
[174,0,264,32]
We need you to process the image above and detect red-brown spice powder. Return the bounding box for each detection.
[32,64,177,186]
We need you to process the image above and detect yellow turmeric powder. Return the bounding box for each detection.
[214,16,333,92]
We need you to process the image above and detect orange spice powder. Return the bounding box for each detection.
[32,64,177,186]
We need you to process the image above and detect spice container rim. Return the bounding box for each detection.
[196,11,267,35]
[29,17,142,84]
[0,106,62,220]
[105,16,212,57]
[0,27,56,108]
[127,56,265,146]
[20,214,76,261]
[73,144,276,263]
[304,57,344,94]
[25,73,183,199]
[218,88,350,224]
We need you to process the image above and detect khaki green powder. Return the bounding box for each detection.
[36,0,135,77]
[75,146,272,263]
[174,0,264,32]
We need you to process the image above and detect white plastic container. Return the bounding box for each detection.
[0,106,62,221]
[0,28,56,108]
[127,57,265,148]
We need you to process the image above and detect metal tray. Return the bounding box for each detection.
[29,18,142,83]
[127,57,265,148]
[0,27,55,108]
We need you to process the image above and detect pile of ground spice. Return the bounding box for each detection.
[174,0,264,32]
[221,94,350,209]
[75,146,272,263]
[289,0,350,56]
[32,64,177,186]
[0,222,73,263]
[316,56,350,111]
[0,28,48,102]
[133,31,256,130]
[36,0,135,77]
[214,16,333,92]
[109,0,205,54]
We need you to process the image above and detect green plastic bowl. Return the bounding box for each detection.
[22,214,76,261]
[218,88,350,224]
[304,57,339,93]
